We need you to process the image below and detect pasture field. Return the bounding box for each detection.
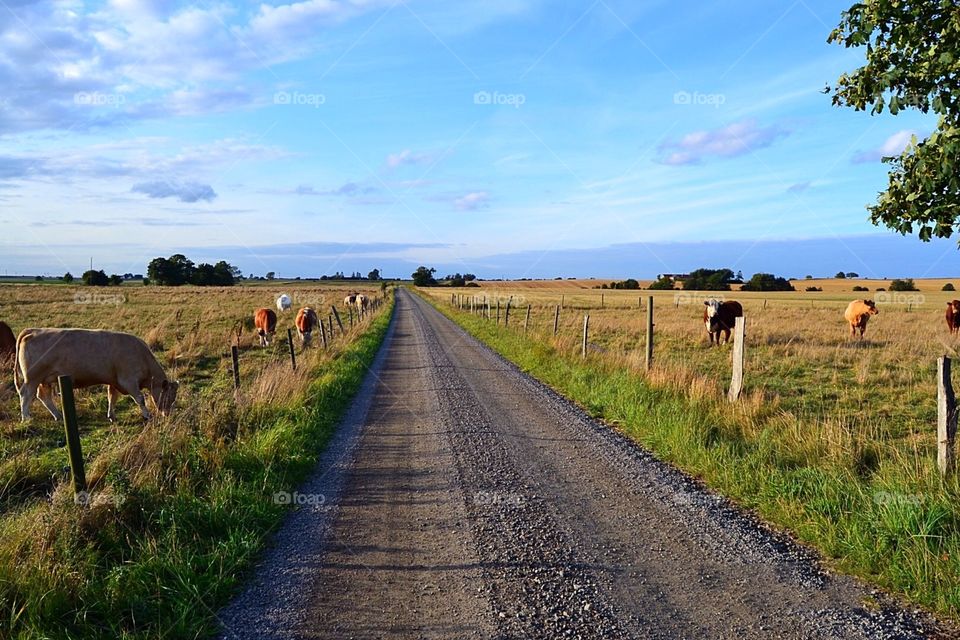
[0,283,392,639]
[419,284,960,619]
[467,276,959,293]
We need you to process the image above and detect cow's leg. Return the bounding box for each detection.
[131,391,151,420]
[107,386,120,421]
[37,383,62,421]
[18,381,37,421]
[722,328,731,344]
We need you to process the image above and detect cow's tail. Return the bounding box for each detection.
[12,330,28,393]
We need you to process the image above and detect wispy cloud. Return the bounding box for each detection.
[454,191,490,211]
[385,149,434,169]
[131,180,217,202]
[658,119,789,165]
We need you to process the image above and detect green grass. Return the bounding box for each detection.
[0,294,394,639]
[422,290,960,621]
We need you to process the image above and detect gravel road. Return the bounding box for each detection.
[218,288,950,639]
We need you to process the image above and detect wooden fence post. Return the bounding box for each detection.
[938,356,958,476]
[286,328,297,371]
[601,293,604,308]
[496,299,501,325]
[319,316,328,349]
[328,315,334,339]
[524,305,531,333]
[553,305,560,336]
[645,296,654,370]
[561,294,564,310]
[581,315,589,358]
[332,306,344,332]
[728,316,746,402]
[231,345,240,389]
[505,297,511,326]
[58,375,87,501]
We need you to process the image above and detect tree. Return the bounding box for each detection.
[944,283,956,291]
[845,272,859,279]
[648,276,675,290]
[82,269,110,286]
[62,272,74,283]
[889,278,919,291]
[108,274,123,286]
[835,271,847,279]
[463,273,477,282]
[608,278,640,290]
[830,3,960,243]
[368,268,381,281]
[740,273,795,292]
[411,266,437,287]
[683,268,734,291]
[265,271,276,280]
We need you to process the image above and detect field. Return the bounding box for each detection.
[0,283,391,639]
[419,283,960,619]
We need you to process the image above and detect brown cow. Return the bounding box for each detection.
[295,307,319,345]
[0,321,14,364]
[844,299,879,338]
[947,300,960,335]
[254,308,277,346]
[15,328,178,421]
[703,299,743,345]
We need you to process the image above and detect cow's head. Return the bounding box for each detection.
[152,379,179,417]
[948,300,960,315]
[864,300,879,315]
[703,299,722,318]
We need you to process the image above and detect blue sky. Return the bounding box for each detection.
[0,0,953,279]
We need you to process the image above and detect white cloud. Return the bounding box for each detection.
[852,130,917,164]
[385,149,434,169]
[454,191,489,210]
[658,119,789,165]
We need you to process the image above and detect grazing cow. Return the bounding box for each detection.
[276,294,292,313]
[254,308,278,346]
[0,321,14,364]
[344,293,357,307]
[844,299,879,338]
[947,300,960,335]
[14,328,178,422]
[355,293,368,315]
[703,299,743,345]
[295,307,319,345]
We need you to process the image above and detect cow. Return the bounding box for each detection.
[344,293,357,307]
[14,328,178,422]
[356,293,368,315]
[0,321,14,365]
[947,300,960,335]
[254,308,278,346]
[295,307,319,345]
[703,299,743,345]
[844,299,879,338]
[276,294,292,313]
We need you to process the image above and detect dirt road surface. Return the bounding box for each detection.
[219,289,948,639]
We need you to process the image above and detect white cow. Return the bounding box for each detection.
[356,293,368,316]
[276,293,292,312]
[15,328,179,422]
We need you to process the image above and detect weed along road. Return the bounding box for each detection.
[220,289,944,639]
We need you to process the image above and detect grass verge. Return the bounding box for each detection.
[421,290,960,621]
[0,294,394,639]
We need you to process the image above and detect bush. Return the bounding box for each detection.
[853,285,869,292]
[682,268,734,291]
[889,278,918,292]
[740,273,795,292]
[805,286,822,292]
[943,283,955,292]
[648,276,675,290]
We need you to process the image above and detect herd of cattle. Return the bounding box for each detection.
[0,292,956,423]
[0,292,371,423]
[254,293,368,347]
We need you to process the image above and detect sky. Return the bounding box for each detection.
[0,0,954,280]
